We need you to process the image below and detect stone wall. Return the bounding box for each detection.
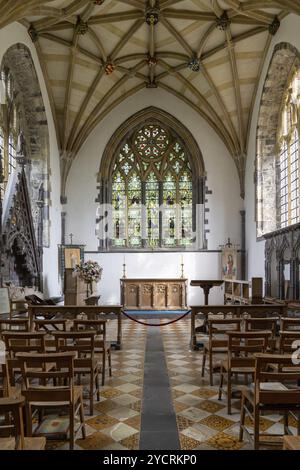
[1,43,50,247]
[256,42,300,237]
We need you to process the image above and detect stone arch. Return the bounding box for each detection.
[97,107,206,251]
[256,42,300,237]
[1,42,50,247]
[98,107,205,181]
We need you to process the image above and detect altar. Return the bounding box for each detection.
[121,278,188,310]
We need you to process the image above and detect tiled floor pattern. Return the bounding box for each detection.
[44,319,147,450]
[37,317,298,450]
[161,318,299,451]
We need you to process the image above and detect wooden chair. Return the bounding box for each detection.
[0,396,46,450]
[34,320,68,352]
[17,351,86,450]
[201,318,242,386]
[0,319,29,337]
[2,332,47,387]
[280,317,300,332]
[239,354,300,450]
[279,330,300,354]
[218,331,271,414]
[53,331,101,415]
[34,319,67,333]
[73,319,112,386]
[244,318,278,351]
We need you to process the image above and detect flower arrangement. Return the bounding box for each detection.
[73,260,103,297]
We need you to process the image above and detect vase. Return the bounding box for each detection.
[85,281,93,298]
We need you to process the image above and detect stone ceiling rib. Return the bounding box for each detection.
[225,27,245,154]
[0,0,298,198]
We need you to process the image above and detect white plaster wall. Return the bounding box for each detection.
[0,23,61,296]
[245,14,300,285]
[65,88,243,305]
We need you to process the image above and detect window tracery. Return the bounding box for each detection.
[111,123,194,249]
[277,70,300,228]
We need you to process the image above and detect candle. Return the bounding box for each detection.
[123,255,126,265]
[181,255,183,265]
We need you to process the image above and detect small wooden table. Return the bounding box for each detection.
[27,305,123,349]
[190,280,224,305]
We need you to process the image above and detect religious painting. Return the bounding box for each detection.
[64,248,81,269]
[221,248,237,280]
[58,245,85,288]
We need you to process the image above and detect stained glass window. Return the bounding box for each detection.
[111,123,193,249]
[278,71,300,228]
[0,68,19,201]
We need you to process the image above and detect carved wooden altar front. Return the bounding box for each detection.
[121,278,187,310]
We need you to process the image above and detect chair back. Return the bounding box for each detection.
[2,332,46,357]
[227,331,271,368]
[53,331,96,367]
[34,320,68,351]
[279,330,300,354]
[244,318,278,336]
[17,352,76,404]
[73,320,107,348]
[34,319,67,333]
[254,353,300,407]
[280,317,300,332]
[208,318,241,349]
[0,320,29,337]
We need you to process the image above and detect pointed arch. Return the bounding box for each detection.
[97,107,205,251]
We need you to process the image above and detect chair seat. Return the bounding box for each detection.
[242,381,289,405]
[0,436,46,450]
[29,385,83,407]
[221,360,254,374]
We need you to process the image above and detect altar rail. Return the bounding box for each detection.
[190,304,287,350]
[27,305,123,349]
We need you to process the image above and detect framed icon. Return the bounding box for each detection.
[58,245,85,287]
[221,247,238,280]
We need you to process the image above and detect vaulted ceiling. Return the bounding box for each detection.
[1,0,300,197]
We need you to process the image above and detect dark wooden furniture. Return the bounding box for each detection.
[218,331,271,414]
[17,351,86,450]
[27,305,123,349]
[73,319,112,386]
[54,331,100,415]
[190,304,287,350]
[239,354,300,450]
[224,278,263,304]
[190,280,224,305]
[3,331,47,386]
[201,318,242,386]
[121,278,187,310]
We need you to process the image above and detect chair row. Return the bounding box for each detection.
[202,317,300,386]
[2,328,108,416]
[0,318,112,388]
[0,352,86,449]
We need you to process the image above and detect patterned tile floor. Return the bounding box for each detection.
[44,319,147,450]
[161,319,299,451]
[36,317,298,450]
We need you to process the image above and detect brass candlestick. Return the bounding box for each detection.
[181,262,185,278]
[122,262,127,278]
